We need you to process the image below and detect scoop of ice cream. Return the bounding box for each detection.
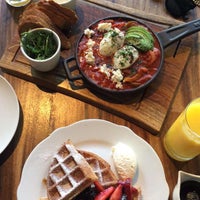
[112,142,137,180]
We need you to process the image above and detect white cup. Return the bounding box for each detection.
[173,171,200,200]
[20,28,61,72]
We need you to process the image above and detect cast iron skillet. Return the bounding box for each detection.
[64,16,200,102]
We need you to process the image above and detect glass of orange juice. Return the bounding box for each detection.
[163,98,200,161]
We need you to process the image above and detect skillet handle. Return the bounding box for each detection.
[63,57,85,90]
[156,18,200,48]
[63,57,82,81]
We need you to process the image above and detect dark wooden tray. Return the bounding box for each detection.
[0,0,191,134]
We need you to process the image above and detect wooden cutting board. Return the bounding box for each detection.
[0,0,191,134]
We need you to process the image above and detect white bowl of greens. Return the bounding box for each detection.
[20,28,61,72]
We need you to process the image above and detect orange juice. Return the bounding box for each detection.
[163,98,200,161]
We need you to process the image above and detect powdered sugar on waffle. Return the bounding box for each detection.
[47,140,97,200]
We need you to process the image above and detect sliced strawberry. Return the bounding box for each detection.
[120,178,133,200]
[109,184,123,200]
[131,186,139,197]
[94,186,115,200]
[94,181,104,192]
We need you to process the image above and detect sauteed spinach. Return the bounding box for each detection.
[21,30,57,60]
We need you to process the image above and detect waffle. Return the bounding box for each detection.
[79,150,118,188]
[46,140,98,200]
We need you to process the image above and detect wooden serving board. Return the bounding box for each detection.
[0,0,191,134]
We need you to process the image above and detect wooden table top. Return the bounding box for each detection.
[0,0,199,200]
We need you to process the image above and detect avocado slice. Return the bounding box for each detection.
[125,26,154,52]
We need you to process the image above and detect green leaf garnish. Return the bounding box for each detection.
[21,30,57,60]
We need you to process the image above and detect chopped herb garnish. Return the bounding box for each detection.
[21,30,57,60]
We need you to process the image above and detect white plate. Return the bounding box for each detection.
[0,75,20,154]
[17,119,169,200]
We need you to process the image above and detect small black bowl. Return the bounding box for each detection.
[180,180,200,200]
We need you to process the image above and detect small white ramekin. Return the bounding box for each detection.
[5,0,31,7]
[53,0,76,10]
[20,28,61,72]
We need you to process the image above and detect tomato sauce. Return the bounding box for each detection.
[78,18,162,90]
